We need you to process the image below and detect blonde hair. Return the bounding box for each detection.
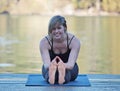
[48,15,67,35]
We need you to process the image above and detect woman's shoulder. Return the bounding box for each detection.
[67,33,74,39]
[40,36,49,47]
[40,35,52,50]
[67,32,80,46]
[67,33,79,41]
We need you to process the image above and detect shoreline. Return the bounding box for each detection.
[0,11,119,16]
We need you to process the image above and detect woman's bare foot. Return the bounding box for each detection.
[58,61,65,84]
[48,62,57,84]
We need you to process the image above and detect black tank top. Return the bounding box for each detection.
[46,34,74,63]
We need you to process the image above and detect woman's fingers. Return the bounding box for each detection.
[51,56,64,66]
[56,56,62,62]
[51,58,57,65]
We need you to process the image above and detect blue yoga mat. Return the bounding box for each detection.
[26,74,91,86]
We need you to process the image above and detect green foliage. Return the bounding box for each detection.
[72,0,96,9]
[0,0,120,14]
[71,0,79,9]
[78,0,91,9]
[0,0,9,13]
[72,0,120,13]
[101,0,120,13]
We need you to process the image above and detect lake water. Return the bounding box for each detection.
[0,15,120,74]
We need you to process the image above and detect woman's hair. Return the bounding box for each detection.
[48,15,67,35]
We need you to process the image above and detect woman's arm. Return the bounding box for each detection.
[39,38,51,69]
[65,37,80,69]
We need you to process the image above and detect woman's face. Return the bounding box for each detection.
[51,23,66,40]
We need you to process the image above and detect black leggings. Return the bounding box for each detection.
[42,63,79,84]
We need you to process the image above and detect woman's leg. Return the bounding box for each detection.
[42,63,57,84]
[63,63,79,83]
[64,69,71,83]
[70,63,79,81]
[42,65,49,82]
[57,63,79,84]
[42,63,78,84]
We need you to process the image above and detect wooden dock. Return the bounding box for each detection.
[0,74,120,91]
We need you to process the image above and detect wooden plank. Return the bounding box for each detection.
[0,74,120,91]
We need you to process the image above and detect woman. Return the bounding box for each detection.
[40,15,80,84]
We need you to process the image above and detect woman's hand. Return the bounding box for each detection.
[56,56,65,67]
[51,57,58,66]
[51,56,65,67]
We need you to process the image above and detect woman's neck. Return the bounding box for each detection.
[53,33,67,43]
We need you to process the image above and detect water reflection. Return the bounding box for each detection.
[0,63,15,67]
[0,15,120,74]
